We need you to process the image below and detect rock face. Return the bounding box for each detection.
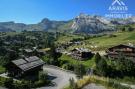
[111,17,135,25]
[71,14,135,34]
[37,18,67,31]
[71,13,115,34]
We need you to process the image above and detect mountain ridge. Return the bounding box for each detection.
[0,13,135,34]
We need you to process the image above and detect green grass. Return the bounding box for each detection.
[56,34,84,44]
[57,31,135,51]
[82,31,135,50]
[59,54,95,68]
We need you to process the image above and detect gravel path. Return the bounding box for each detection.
[83,83,106,89]
[37,65,76,89]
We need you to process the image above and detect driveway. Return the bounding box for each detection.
[37,65,76,89]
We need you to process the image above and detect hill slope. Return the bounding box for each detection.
[56,29,135,51]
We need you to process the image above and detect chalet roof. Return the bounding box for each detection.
[24,49,33,53]
[12,59,27,66]
[72,48,90,52]
[36,49,46,53]
[25,56,39,62]
[11,56,45,72]
[108,44,135,50]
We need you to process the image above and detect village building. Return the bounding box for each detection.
[7,56,45,78]
[71,48,93,60]
[22,48,46,57]
[106,44,135,60]
[35,49,46,56]
[23,49,34,56]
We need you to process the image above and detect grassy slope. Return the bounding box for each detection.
[85,31,135,50]
[84,31,135,50]
[59,54,95,68]
[58,21,74,33]
[57,31,135,51]
[56,34,84,44]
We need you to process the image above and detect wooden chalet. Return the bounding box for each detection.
[7,56,45,78]
[106,44,135,60]
[71,48,93,60]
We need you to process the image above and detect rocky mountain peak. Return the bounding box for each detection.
[40,18,51,24]
[71,14,114,34]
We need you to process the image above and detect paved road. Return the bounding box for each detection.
[37,65,76,89]
[83,83,106,89]
[83,83,135,89]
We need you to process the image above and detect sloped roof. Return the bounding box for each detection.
[24,49,33,53]
[12,56,45,72]
[25,56,39,62]
[108,44,135,50]
[72,48,90,52]
[12,59,27,66]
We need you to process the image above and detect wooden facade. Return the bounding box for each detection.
[71,48,93,60]
[7,56,45,78]
[106,44,135,60]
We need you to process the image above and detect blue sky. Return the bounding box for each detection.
[0,0,134,24]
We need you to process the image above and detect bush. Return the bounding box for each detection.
[42,56,50,64]
[94,53,101,64]
[74,63,86,78]
[0,76,6,86]
[4,78,14,89]
[34,80,45,88]
[95,58,108,76]
[62,63,74,70]
[39,71,48,82]
[13,80,33,89]
[108,34,117,38]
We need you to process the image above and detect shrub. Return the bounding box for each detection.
[4,78,14,89]
[34,80,45,87]
[108,34,117,38]
[95,58,108,76]
[74,63,86,78]
[62,63,74,70]
[39,71,48,82]
[94,53,101,64]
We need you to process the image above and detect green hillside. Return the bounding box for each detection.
[56,34,84,44]
[83,31,135,50]
[56,31,135,51]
